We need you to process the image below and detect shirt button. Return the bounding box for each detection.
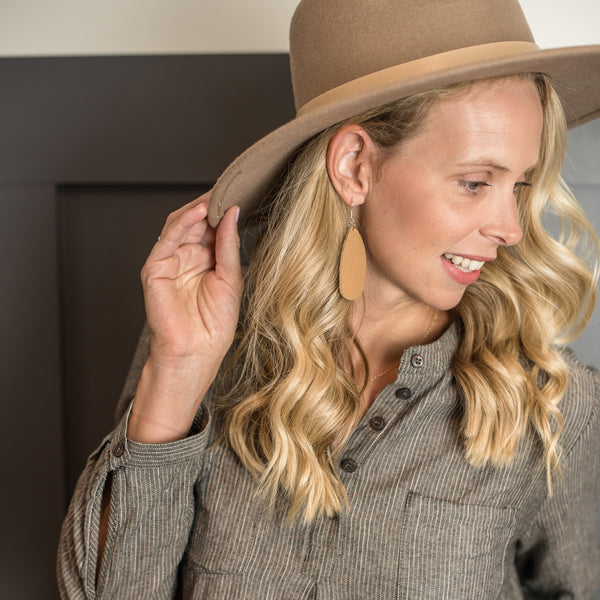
[410,354,424,368]
[369,416,386,431]
[340,458,358,473]
[112,441,125,457]
[395,387,412,400]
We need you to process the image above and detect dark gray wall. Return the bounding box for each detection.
[0,185,64,600]
[0,54,294,600]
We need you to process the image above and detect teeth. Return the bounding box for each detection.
[443,253,485,273]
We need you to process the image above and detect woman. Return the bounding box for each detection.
[58,0,600,598]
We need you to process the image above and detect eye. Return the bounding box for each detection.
[459,180,491,196]
[513,181,532,196]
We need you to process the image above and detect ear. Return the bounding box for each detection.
[326,124,377,207]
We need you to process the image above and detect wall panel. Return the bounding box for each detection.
[0,53,293,600]
[0,185,63,599]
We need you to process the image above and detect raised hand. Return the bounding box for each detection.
[128,192,243,443]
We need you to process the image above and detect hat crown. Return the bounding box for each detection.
[290,0,535,111]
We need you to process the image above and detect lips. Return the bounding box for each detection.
[443,253,485,273]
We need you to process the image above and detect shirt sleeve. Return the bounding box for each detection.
[57,401,213,599]
[516,367,600,598]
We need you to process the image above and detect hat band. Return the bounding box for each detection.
[296,41,540,118]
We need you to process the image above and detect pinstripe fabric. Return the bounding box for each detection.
[57,325,600,599]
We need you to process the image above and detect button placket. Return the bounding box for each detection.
[340,360,429,474]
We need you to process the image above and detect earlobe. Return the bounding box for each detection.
[326,124,374,207]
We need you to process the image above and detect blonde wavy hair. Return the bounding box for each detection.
[221,73,599,521]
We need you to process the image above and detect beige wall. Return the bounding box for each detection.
[0,0,599,57]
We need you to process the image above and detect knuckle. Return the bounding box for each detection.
[142,262,160,282]
[164,210,179,227]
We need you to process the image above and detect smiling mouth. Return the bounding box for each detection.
[443,253,485,273]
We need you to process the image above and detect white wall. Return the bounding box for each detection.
[0,0,598,57]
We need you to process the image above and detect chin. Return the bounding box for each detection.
[425,289,467,312]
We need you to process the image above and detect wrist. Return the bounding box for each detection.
[126,357,219,443]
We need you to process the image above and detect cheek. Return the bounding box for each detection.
[405,208,479,261]
[364,176,466,251]
[373,182,426,229]
[393,198,451,246]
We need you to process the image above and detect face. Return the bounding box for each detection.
[358,78,544,311]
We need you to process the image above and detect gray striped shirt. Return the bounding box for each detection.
[57,325,600,598]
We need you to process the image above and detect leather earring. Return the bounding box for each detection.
[338,202,366,300]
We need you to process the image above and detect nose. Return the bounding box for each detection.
[479,190,523,247]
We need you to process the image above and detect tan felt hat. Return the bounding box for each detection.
[208,0,600,227]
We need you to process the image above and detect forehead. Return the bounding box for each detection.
[406,78,544,168]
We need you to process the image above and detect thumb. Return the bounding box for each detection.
[214,205,243,286]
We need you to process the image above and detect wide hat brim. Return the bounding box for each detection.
[209,42,600,228]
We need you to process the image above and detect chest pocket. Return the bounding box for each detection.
[399,491,516,599]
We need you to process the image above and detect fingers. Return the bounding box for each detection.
[143,193,242,290]
[150,198,211,262]
[143,243,213,286]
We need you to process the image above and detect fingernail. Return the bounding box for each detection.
[235,206,240,224]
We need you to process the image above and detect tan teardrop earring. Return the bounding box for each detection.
[339,202,367,300]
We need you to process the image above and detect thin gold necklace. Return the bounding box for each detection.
[369,308,439,383]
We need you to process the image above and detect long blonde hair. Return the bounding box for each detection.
[221,74,599,521]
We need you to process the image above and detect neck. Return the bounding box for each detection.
[353,297,448,354]
[349,297,451,400]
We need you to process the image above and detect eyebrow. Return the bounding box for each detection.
[455,159,539,174]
